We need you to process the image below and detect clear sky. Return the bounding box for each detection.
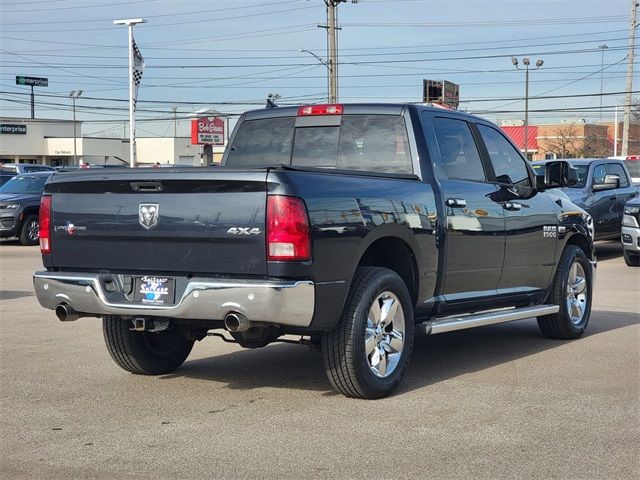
[0,0,636,137]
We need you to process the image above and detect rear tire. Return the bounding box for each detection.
[102,316,194,375]
[537,245,592,339]
[19,214,39,246]
[321,267,414,399]
[623,250,640,267]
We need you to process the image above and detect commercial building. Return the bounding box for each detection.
[0,117,225,166]
[501,119,640,161]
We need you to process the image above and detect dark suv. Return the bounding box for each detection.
[0,163,55,187]
[0,171,53,245]
[532,158,637,240]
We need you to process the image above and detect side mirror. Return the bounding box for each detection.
[592,174,619,191]
[538,160,578,190]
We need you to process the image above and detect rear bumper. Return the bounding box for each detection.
[33,271,315,327]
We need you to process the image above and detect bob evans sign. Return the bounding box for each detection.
[0,124,27,134]
[191,117,224,145]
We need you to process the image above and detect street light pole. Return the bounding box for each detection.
[301,49,330,101]
[512,57,543,159]
[113,18,147,167]
[599,44,608,120]
[69,90,82,165]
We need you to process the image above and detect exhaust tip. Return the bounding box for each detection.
[56,304,79,322]
[224,312,250,332]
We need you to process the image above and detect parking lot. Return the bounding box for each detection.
[0,241,638,479]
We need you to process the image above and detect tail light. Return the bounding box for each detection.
[297,104,343,116]
[39,195,52,254]
[266,195,311,261]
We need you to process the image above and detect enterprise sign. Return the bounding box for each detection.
[16,76,48,87]
[0,124,27,134]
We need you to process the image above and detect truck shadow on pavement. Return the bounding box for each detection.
[595,241,623,261]
[163,309,639,396]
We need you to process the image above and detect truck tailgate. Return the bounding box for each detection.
[46,169,268,275]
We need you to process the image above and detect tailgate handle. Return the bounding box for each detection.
[130,182,163,192]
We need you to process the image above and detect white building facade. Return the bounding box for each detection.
[0,117,225,166]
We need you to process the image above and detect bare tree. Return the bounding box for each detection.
[632,97,640,123]
[541,124,612,159]
[541,125,581,158]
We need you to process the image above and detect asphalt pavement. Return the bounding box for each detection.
[0,241,638,479]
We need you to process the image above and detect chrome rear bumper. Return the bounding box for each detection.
[33,271,315,327]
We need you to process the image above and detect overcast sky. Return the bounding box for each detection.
[0,0,635,137]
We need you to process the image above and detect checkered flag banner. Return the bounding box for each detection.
[132,36,144,110]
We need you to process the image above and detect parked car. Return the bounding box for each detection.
[531,158,637,241]
[608,155,640,185]
[0,163,55,186]
[33,103,595,399]
[621,197,640,266]
[0,171,53,245]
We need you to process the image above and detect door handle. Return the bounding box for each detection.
[608,195,616,200]
[503,202,522,211]
[446,198,467,208]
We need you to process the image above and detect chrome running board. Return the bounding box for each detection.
[419,305,559,335]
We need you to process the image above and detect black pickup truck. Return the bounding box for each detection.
[34,104,595,399]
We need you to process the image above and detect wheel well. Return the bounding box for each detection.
[357,237,418,303]
[565,233,592,260]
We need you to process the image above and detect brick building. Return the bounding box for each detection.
[501,120,640,161]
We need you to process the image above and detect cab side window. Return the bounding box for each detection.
[606,163,629,187]
[477,124,531,187]
[433,117,486,182]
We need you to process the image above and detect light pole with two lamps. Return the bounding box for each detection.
[69,90,82,165]
[512,56,543,160]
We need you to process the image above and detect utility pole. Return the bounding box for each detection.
[326,1,338,103]
[172,106,177,137]
[69,90,82,165]
[322,1,357,103]
[622,0,637,156]
[598,44,608,120]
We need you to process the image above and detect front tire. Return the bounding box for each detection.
[103,316,194,375]
[19,214,39,246]
[623,250,640,267]
[321,267,414,399]
[537,245,592,339]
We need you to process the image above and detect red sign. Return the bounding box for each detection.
[191,117,224,145]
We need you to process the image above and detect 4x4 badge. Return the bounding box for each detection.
[139,203,159,230]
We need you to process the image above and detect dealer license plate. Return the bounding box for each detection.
[133,276,176,305]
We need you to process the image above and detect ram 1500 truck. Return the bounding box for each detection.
[33,104,596,399]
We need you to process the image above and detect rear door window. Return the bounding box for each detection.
[433,117,486,182]
[606,163,629,187]
[334,115,412,174]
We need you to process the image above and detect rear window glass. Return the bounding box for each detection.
[226,117,295,167]
[0,174,49,194]
[225,114,413,174]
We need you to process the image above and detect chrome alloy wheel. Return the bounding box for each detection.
[365,291,405,378]
[27,220,39,242]
[566,261,588,325]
